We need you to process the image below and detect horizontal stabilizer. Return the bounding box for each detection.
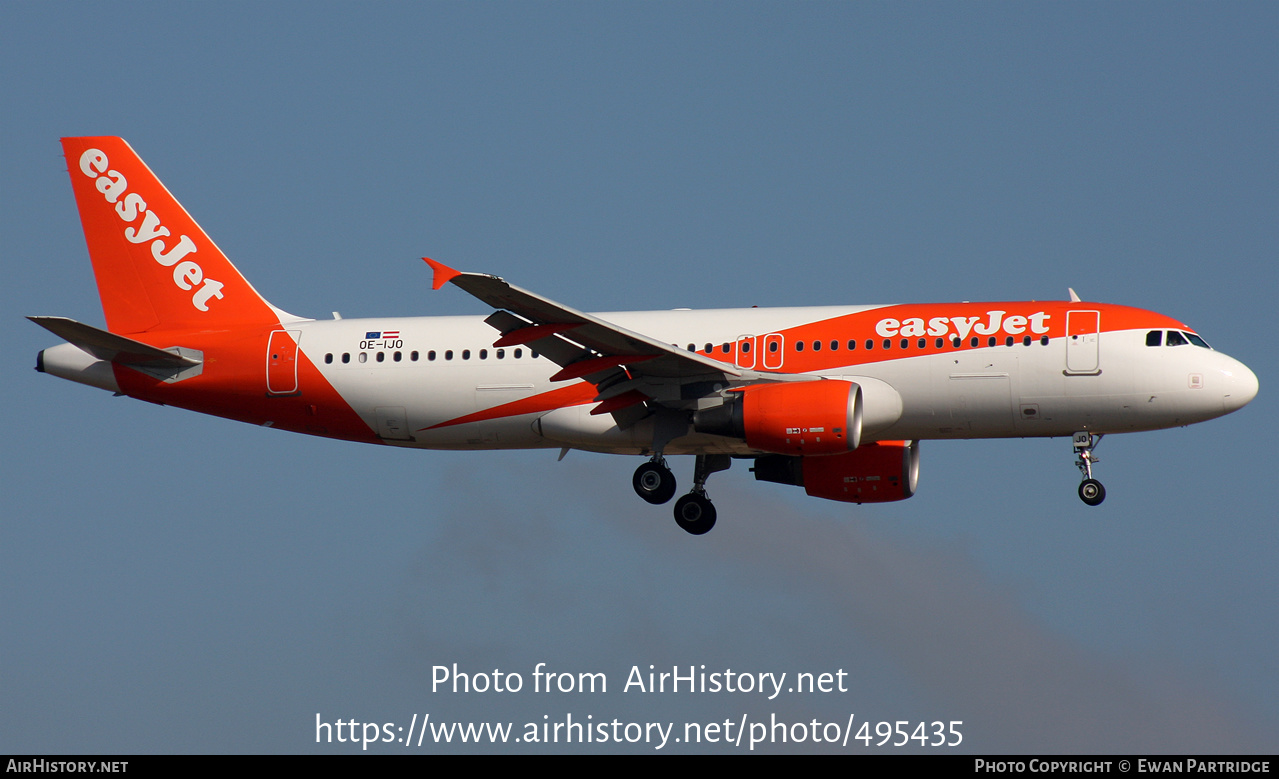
[27,316,200,368]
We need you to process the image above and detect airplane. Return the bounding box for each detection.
[32,137,1259,534]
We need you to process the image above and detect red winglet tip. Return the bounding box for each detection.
[422,257,461,290]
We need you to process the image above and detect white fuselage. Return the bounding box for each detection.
[280,305,1256,454]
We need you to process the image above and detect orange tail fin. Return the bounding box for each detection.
[61,137,289,335]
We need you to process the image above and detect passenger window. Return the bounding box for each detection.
[515,349,523,358]
[704,343,713,353]
[411,351,420,361]
[830,340,839,351]
[1146,330,1163,347]
[496,349,505,359]
[341,353,350,364]
[445,350,453,360]
[796,341,804,352]
[988,337,997,347]
[883,339,892,349]
[769,341,778,353]
[1040,336,1049,346]
[848,340,857,350]
[1165,331,1188,346]
[918,338,926,348]
[865,339,874,350]
[1004,336,1013,347]
[899,338,908,349]
[741,342,750,353]
[376,352,385,362]
[812,340,821,351]
[359,353,368,363]
[324,353,333,364]
[721,343,730,354]
[970,337,979,347]
[393,351,402,362]
[1022,336,1031,346]
[462,349,471,360]
[935,338,943,348]
[428,350,436,361]
[952,337,961,347]
[479,349,487,359]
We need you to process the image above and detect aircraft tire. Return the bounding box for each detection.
[633,461,677,505]
[673,493,717,535]
[1078,479,1106,506]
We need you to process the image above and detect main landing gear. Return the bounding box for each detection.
[632,454,730,534]
[674,493,715,535]
[632,457,677,505]
[1072,432,1106,506]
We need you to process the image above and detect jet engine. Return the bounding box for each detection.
[751,440,920,503]
[693,380,862,456]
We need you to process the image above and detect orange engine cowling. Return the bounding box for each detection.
[751,441,920,503]
[693,380,863,456]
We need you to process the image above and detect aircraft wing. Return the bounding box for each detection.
[423,258,787,423]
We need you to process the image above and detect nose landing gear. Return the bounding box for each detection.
[1078,478,1105,506]
[1073,432,1106,506]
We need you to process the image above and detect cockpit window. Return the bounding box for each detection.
[1146,330,1162,347]
[1184,332,1211,349]
[1165,330,1188,346]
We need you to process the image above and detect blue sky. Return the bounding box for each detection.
[3,2,1275,753]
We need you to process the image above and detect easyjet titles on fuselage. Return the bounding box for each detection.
[76,148,225,312]
[875,310,1051,340]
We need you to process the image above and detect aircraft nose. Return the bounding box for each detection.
[1221,358,1259,413]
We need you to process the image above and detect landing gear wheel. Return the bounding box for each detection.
[1072,433,1106,507]
[633,461,676,505]
[673,493,717,535]
[1078,479,1106,506]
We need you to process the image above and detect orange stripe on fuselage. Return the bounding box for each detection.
[711,302,1188,374]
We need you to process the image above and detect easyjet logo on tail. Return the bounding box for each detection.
[77,149,225,312]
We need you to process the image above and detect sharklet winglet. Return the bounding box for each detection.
[423,257,462,290]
